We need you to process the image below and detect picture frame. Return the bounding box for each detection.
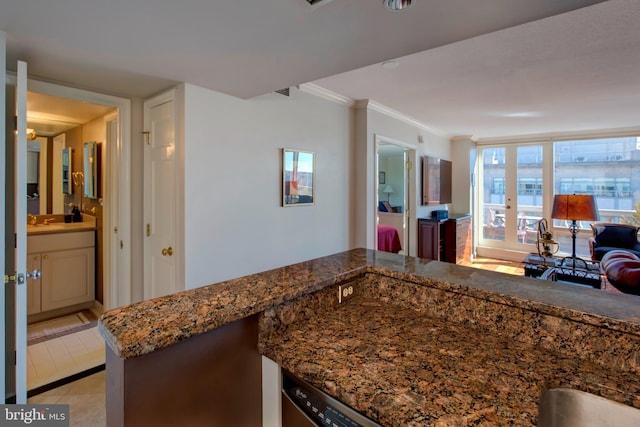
[379,171,386,185]
[282,148,315,206]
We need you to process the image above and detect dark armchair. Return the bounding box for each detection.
[589,223,640,261]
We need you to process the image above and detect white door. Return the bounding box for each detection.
[1,29,6,403]
[143,92,178,299]
[0,60,32,404]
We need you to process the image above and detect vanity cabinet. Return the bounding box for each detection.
[27,231,95,315]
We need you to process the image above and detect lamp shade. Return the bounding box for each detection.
[382,184,395,195]
[551,194,599,221]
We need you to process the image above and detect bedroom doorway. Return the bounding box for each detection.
[375,137,412,255]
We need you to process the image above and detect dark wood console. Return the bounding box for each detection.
[418,214,471,263]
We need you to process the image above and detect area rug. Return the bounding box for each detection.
[28,310,98,346]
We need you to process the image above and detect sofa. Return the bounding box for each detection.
[589,223,640,261]
[600,250,640,295]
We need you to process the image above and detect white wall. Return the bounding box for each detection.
[354,104,451,256]
[183,84,352,289]
[450,136,475,216]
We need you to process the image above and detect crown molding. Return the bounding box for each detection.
[297,83,354,106]
[357,99,447,137]
[299,84,447,137]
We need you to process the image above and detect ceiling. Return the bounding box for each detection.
[312,0,640,139]
[4,0,633,140]
[27,92,115,136]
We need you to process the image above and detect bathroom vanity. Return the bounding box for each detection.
[99,249,640,426]
[27,218,96,320]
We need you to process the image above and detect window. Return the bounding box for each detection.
[554,137,639,217]
[478,135,640,258]
[519,178,543,196]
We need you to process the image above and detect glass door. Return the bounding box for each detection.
[478,144,545,255]
[479,147,507,243]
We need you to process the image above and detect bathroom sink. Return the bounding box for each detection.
[26,222,95,234]
[538,388,640,427]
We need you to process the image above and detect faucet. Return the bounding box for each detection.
[28,214,37,226]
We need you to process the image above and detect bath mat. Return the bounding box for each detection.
[28,310,98,346]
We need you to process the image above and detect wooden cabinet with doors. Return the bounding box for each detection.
[27,231,95,318]
[418,214,471,263]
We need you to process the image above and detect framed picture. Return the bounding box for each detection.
[379,171,386,185]
[282,148,315,206]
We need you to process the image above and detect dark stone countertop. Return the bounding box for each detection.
[99,248,640,359]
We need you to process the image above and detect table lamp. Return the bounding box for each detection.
[551,194,599,271]
[382,184,394,202]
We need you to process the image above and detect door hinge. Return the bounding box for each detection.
[146,224,151,237]
[114,226,119,234]
[406,161,413,170]
[14,115,18,132]
[142,131,150,145]
[406,209,410,219]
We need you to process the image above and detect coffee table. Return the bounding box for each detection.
[522,253,602,288]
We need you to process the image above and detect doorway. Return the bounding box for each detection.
[476,143,546,260]
[22,82,131,392]
[375,137,413,256]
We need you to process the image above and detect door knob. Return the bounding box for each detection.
[16,269,41,284]
[28,269,42,280]
[162,247,174,256]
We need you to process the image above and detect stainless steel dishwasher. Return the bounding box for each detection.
[282,370,382,427]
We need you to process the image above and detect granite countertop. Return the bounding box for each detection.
[262,297,640,426]
[99,250,370,358]
[27,221,96,235]
[99,249,640,359]
[99,248,640,425]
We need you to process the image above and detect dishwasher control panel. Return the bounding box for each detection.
[288,385,361,427]
[282,371,381,427]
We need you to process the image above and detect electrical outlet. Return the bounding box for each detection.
[338,284,354,304]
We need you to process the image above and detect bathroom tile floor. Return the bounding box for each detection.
[28,326,105,391]
[28,370,106,427]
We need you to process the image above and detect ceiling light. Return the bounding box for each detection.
[504,112,543,118]
[384,0,413,11]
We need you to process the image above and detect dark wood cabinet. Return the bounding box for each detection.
[417,220,440,260]
[418,215,471,263]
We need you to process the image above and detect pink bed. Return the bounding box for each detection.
[377,224,402,253]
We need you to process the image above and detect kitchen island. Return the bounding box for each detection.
[99,249,640,426]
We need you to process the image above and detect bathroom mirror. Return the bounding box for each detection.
[83,141,101,199]
[62,147,72,195]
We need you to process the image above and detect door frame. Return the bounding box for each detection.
[25,78,132,309]
[475,142,551,261]
[374,134,417,256]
